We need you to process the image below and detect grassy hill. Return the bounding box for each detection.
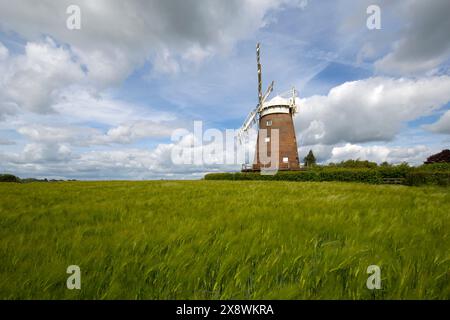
[0,180,449,299]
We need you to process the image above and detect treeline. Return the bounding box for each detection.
[205,161,450,186]
[0,174,77,183]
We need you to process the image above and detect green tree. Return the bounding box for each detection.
[0,174,20,182]
[303,150,317,167]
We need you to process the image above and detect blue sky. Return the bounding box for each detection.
[1,0,450,179]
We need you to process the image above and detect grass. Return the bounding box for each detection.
[0,180,449,299]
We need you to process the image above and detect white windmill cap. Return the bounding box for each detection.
[263,95,290,108]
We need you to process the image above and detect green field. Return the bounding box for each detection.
[0,181,449,299]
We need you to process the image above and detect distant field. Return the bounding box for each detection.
[0,181,449,299]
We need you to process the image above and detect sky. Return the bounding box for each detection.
[1,0,450,180]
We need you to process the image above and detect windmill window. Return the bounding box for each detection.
[266,120,272,126]
[283,157,289,163]
[265,137,270,143]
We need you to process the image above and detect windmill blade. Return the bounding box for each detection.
[238,80,274,143]
[258,81,274,112]
[237,44,272,144]
[238,100,263,143]
[257,43,262,107]
[238,105,258,135]
[290,86,298,114]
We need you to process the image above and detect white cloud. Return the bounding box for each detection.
[0,38,85,115]
[53,88,176,126]
[0,0,307,79]
[0,136,241,179]
[299,142,433,166]
[16,119,181,147]
[327,143,430,165]
[298,144,333,162]
[0,0,309,122]
[22,142,73,162]
[375,0,450,75]
[424,110,450,134]
[296,76,450,145]
[17,125,94,144]
[0,42,8,60]
[0,137,436,180]
[97,121,180,144]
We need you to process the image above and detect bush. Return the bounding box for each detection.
[0,174,21,183]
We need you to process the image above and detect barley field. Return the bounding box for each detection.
[0,181,449,299]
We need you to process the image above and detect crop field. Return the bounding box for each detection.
[0,180,449,299]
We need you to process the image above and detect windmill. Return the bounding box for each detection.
[238,43,300,171]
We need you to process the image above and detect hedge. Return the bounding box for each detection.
[416,163,450,172]
[205,169,383,184]
[205,169,450,186]
[405,171,450,186]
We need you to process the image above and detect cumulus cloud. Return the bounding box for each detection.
[298,144,333,163]
[0,0,309,121]
[327,143,430,165]
[0,135,243,179]
[0,0,307,78]
[299,142,433,165]
[0,38,85,115]
[296,76,450,145]
[20,142,73,163]
[100,121,178,144]
[17,125,92,144]
[53,88,176,125]
[17,119,182,147]
[0,42,8,60]
[0,136,435,180]
[375,0,450,75]
[424,110,450,134]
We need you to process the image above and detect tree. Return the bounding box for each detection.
[424,149,450,164]
[0,174,20,182]
[303,150,316,167]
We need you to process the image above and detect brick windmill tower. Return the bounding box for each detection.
[238,43,300,171]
